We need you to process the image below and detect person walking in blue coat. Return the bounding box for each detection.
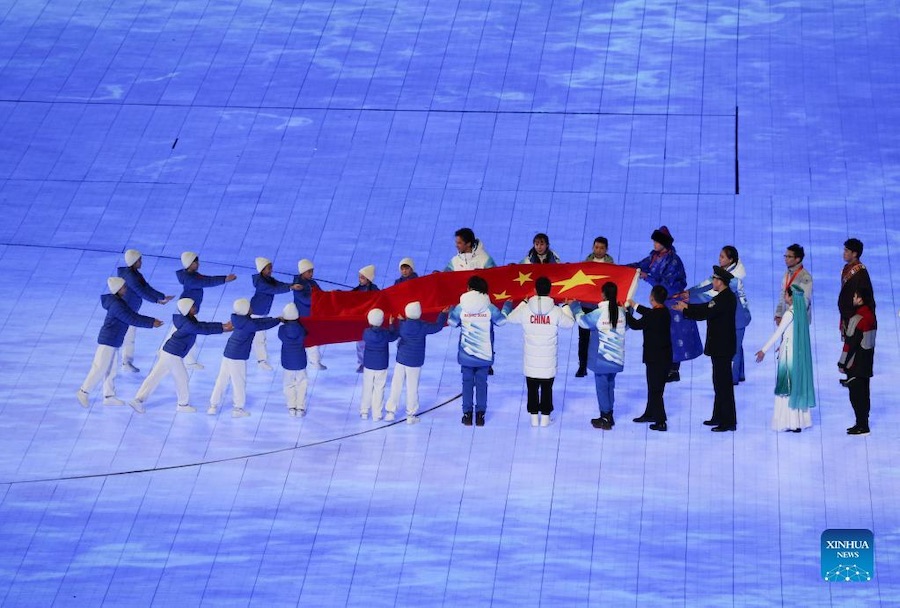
[393,258,419,285]
[117,249,174,373]
[385,301,448,424]
[360,308,399,420]
[168,251,237,369]
[251,257,301,371]
[447,276,512,427]
[279,303,309,417]
[627,226,703,382]
[130,298,232,414]
[353,265,380,372]
[77,277,163,408]
[293,258,326,370]
[208,298,282,418]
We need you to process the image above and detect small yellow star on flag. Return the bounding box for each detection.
[513,272,533,286]
[552,270,609,294]
[493,290,511,301]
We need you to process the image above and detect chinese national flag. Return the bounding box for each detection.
[304,262,640,346]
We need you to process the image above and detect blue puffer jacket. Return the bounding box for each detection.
[223,314,280,360]
[97,294,157,347]
[278,321,308,370]
[250,273,292,316]
[393,272,419,285]
[163,314,225,357]
[352,283,380,292]
[395,312,447,367]
[176,269,229,312]
[362,326,399,370]
[292,276,321,317]
[117,266,164,312]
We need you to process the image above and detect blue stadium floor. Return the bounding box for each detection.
[0,0,898,606]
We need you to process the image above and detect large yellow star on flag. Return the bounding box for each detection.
[552,270,609,294]
[513,271,533,286]
[493,290,512,301]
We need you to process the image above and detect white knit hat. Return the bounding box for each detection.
[359,264,376,282]
[405,301,422,320]
[282,303,299,321]
[297,259,314,275]
[180,251,197,269]
[367,308,384,327]
[233,298,251,316]
[107,277,126,294]
[255,257,272,273]
[176,298,194,316]
[124,249,141,267]
[398,257,415,272]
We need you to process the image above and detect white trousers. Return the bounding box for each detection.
[283,369,308,410]
[361,368,387,417]
[210,358,247,408]
[160,323,199,365]
[135,351,190,406]
[252,315,269,362]
[306,345,322,367]
[386,363,421,416]
[81,344,118,397]
[122,325,136,365]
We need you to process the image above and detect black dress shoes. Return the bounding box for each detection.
[575,367,587,378]
[702,420,719,426]
[711,425,736,432]
[649,422,667,432]
[633,415,654,423]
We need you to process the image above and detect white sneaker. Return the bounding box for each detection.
[406,415,420,425]
[298,408,307,417]
[232,408,250,418]
[258,360,273,371]
[103,396,125,406]
[289,408,298,417]
[373,413,383,421]
[186,361,205,370]
[177,404,197,413]
[384,412,396,421]
[540,415,552,427]
[122,362,139,373]
[129,399,145,414]
[360,411,368,419]
[77,389,90,408]
[207,405,218,415]
[313,362,327,370]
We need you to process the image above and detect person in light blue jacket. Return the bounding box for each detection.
[360,308,399,420]
[209,298,282,418]
[250,257,301,371]
[385,301,448,424]
[448,276,512,427]
[117,249,174,373]
[77,277,163,409]
[279,303,309,417]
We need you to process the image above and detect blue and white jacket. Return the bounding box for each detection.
[362,326,399,371]
[251,273,292,316]
[223,314,280,360]
[571,301,626,374]
[395,312,447,367]
[446,240,496,271]
[686,260,752,329]
[278,321,308,371]
[97,294,157,347]
[291,275,321,317]
[117,265,164,313]
[163,314,225,357]
[176,269,229,312]
[447,291,510,367]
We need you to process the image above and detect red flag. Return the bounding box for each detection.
[304,262,639,346]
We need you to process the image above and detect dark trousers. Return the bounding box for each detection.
[710,356,736,426]
[526,377,554,414]
[644,362,669,422]
[577,326,591,369]
[849,377,871,428]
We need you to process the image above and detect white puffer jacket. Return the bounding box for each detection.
[505,296,575,379]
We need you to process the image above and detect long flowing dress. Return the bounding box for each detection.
[758,302,815,431]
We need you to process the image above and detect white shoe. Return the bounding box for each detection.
[77,389,90,408]
[207,405,218,415]
[122,362,140,373]
[186,361,205,370]
[298,408,307,417]
[540,415,552,427]
[129,399,145,414]
[373,413,383,421]
[232,408,250,418]
[531,414,539,427]
[177,404,197,413]
[384,412,396,421]
[258,360,273,371]
[360,411,368,419]
[289,408,298,417]
[313,362,327,370]
[103,396,125,406]
[406,415,420,425]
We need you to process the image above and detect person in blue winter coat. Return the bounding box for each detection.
[360,308,399,421]
[77,277,163,408]
[251,257,301,371]
[293,258,326,370]
[627,226,703,382]
[168,251,237,369]
[447,275,512,427]
[117,249,174,373]
[278,303,309,417]
[353,265,380,372]
[129,298,232,414]
[209,298,282,418]
[571,281,626,430]
[385,301,449,424]
[394,258,419,285]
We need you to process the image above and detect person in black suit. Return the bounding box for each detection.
[673,266,738,431]
[626,285,673,431]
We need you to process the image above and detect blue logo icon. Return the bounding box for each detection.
[821,529,874,582]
